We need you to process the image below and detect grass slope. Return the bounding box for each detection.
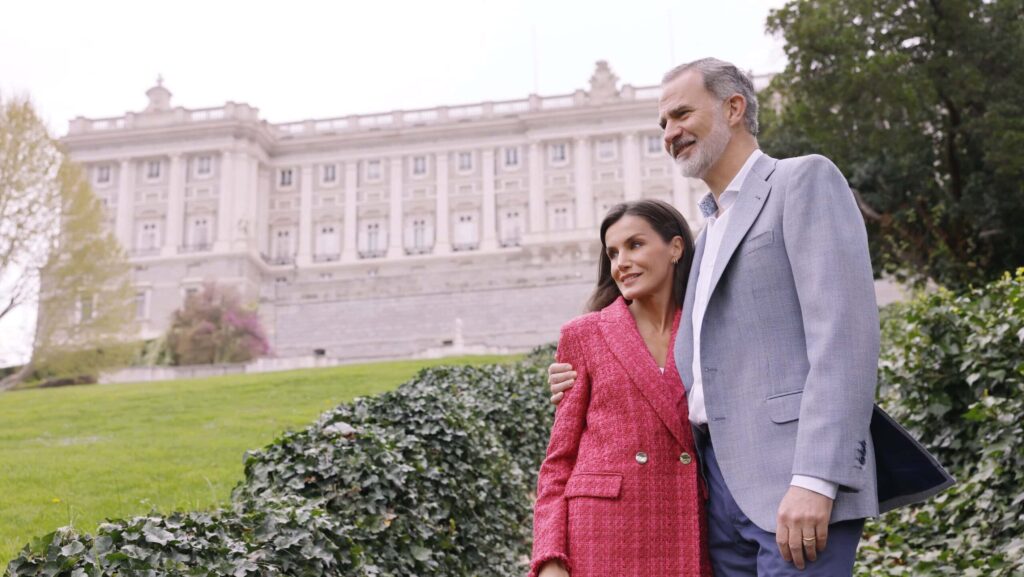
[0,355,517,567]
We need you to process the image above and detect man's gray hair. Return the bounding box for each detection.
[663,58,759,136]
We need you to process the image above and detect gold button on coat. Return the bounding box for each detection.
[679,452,692,465]
[635,451,649,464]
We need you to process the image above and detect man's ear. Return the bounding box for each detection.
[725,94,748,128]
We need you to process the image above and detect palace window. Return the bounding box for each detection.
[191,217,211,249]
[597,139,617,161]
[501,209,524,246]
[146,160,162,180]
[552,205,572,229]
[457,151,473,172]
[412,219,427,249]
[504,147,520,168]
[322,164,337,184]
[366,160,382,181]
[274,228,294,260]
[196,155,212,176]
[412,156,427,176]
[317,224,339,256]
[646,135,663,155]
[549,143,568,165]
[138,222,160,250]
[366,222,381,252]
[279,168,294,188]
[135,290,150,320]
[96,165,111,184]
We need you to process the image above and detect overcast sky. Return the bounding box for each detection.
[0,0,788,366]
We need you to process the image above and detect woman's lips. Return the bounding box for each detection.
[620,272,642,286]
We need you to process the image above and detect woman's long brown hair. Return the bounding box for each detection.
[586,199,696,312]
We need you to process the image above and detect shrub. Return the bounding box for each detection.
[858,269,1024,576]
[166,283,270,366]
[7,266,1023,575]
[5,353,554,576]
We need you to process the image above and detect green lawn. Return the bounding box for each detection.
[0,355,518,567]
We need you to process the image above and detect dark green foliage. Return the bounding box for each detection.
[761,0,1024,289]
[8,268,1023,577]
[858,269,1024,575]
[5,355,554,576]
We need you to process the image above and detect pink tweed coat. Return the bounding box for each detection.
[530,296,712,577]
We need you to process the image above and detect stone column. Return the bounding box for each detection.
[116,159,134,251]
[162,154,183,256]
[672,167,702,228]
[434,152,451,253]
[297,164,314,266]
[574,137,594,229]
[528,142,545,233]
[342,162,358,261]
[215,151,235,251]
[228,152,250,252]
[481,148,497,250]
[387,157,403,258]
[256,165,270,257]
[623,133,642,201]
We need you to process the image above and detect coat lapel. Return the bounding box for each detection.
[677,228,705,393]
[705,154,778,302]
[600,297,690,449]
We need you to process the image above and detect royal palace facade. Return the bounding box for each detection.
[60,62,772,361]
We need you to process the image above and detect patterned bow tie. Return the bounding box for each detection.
[698,193,719,219]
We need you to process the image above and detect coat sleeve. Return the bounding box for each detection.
[782,155,880,491]
[529,322,592,577]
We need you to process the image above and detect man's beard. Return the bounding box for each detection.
[674,115,731,179]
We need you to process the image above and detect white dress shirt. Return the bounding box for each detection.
[687,149,838,500]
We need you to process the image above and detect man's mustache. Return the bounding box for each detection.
[669,136,696,158]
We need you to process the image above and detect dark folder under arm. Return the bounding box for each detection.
[871,404,956,513]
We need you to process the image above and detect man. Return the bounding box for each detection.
[547,58,952,576]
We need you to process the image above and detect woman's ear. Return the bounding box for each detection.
[671,235,685,262]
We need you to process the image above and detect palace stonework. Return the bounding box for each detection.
[61,62,772,361]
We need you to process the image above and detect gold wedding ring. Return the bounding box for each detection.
[802,537,817,542]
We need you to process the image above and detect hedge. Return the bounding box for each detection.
[858,268,1024,576]
[5,349,555,577]
[6,270,1023,576]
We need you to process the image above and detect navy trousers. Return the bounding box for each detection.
[697,432,865,576]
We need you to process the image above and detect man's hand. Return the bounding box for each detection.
[548,363,576,404]
[775,486,834,570]
[537,560,569,577]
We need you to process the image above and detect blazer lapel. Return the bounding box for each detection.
[677,229,706,394]
[705,154,778,302]
[600,298,690,449]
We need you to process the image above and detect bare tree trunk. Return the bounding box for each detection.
[0,361,32,391]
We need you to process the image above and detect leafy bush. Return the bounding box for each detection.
[7,264,1023,576]
[166,283,271,366]
[858,269,1024,576]
[5,351,554,576]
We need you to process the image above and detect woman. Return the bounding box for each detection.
[530,199,711,577]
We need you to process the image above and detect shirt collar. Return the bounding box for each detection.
[698,149,764,220]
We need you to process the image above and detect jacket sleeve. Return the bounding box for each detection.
[782,155,880,491]
[529,322,592,577]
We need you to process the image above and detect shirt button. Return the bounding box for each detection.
[635,451,649,465]
[679,452,692,465]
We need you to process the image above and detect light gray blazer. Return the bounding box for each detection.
[674,153,951,532]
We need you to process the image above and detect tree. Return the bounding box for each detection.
[0,96,62,328]
[0,97,136,389]
[760,0,1024,290]
[165,283,270,366]
[28,161,137,385]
